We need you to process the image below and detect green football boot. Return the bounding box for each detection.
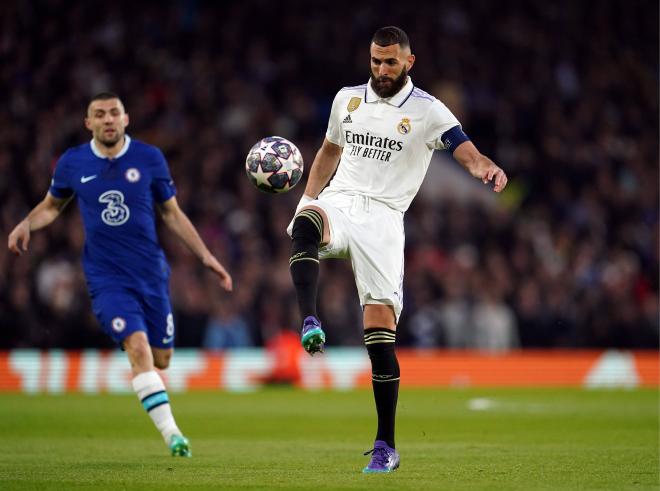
[169,434,192,457]
[301,316,325,355]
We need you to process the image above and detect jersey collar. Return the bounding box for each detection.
[90,134,132,159]
[364,76,414,107]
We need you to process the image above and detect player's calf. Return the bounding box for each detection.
[132,370,190,456]
[365,327,399,451]
[290,209,327,355]
[290,208,323,321]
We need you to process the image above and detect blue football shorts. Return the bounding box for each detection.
[90,287,175,349]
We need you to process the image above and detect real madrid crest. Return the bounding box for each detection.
[347,97,361,112]
[397,118,411,135]
[125,167,141,183]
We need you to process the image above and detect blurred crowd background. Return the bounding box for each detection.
[1,0,657,351]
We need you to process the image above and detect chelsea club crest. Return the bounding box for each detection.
[125,168,141,183]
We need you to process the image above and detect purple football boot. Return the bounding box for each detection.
[362,440,400,473]
[300,316,325,355]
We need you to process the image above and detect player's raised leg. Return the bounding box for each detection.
[125,332,191,457]
[362,304,400,473]
[289,205,328,355]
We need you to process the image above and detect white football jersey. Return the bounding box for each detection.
[324,77,461,212]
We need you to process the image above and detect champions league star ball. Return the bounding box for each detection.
[245,136,304,193]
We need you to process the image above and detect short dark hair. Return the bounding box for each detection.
[89,92,122,105]
[372,26,410,49]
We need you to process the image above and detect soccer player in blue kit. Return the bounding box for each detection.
[8,92,233,457]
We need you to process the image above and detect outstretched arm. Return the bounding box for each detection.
[8,193,71,255]
[453,141,508,193]
[158,196,233,291]
[301,138,343,199]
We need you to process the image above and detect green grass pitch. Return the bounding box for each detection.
[0,388,657,490]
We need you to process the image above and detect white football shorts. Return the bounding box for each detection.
[308,190,405,322]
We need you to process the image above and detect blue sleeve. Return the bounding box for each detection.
[440,125,470,153]
[150,148,177,203]
[48,152,74,198]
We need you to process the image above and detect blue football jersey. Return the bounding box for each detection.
[49,136,176,295]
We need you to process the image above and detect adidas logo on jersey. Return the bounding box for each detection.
[343,114,352,124]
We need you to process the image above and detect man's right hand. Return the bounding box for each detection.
[202,253,234,292]
[8,220,31,256]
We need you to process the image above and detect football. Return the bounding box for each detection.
[245,136,304,193]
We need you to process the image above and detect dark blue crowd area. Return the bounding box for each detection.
[0,0,657,350]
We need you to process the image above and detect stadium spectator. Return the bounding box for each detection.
[203,296,252,349]
[1,0,657,351]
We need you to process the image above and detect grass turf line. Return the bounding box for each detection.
[0,388,657,490]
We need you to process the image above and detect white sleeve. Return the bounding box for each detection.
[424,100,461,150]
[325,91,345,147]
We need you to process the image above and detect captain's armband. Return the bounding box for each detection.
[440,126,470,153]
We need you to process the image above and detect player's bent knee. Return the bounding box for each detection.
[152,348,173,370]
[300,206,330,245]
[124,332,150,355]
[122,331,152,361]
[292,209,323,243]
[290,209,324,267]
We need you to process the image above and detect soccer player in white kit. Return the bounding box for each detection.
[288,26,508,473]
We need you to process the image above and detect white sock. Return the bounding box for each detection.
[132,370,181,444]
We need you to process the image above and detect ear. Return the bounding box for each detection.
[123,113,130,128]
[84,117,92,130]
[406,54,416,71]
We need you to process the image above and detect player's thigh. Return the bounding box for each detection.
[91,288,149,346]
[141,293,176,351]
[350,205,405,325]
[305,194,352,258]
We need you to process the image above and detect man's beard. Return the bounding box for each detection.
[98,130,122,147]
[370,67,408,98]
